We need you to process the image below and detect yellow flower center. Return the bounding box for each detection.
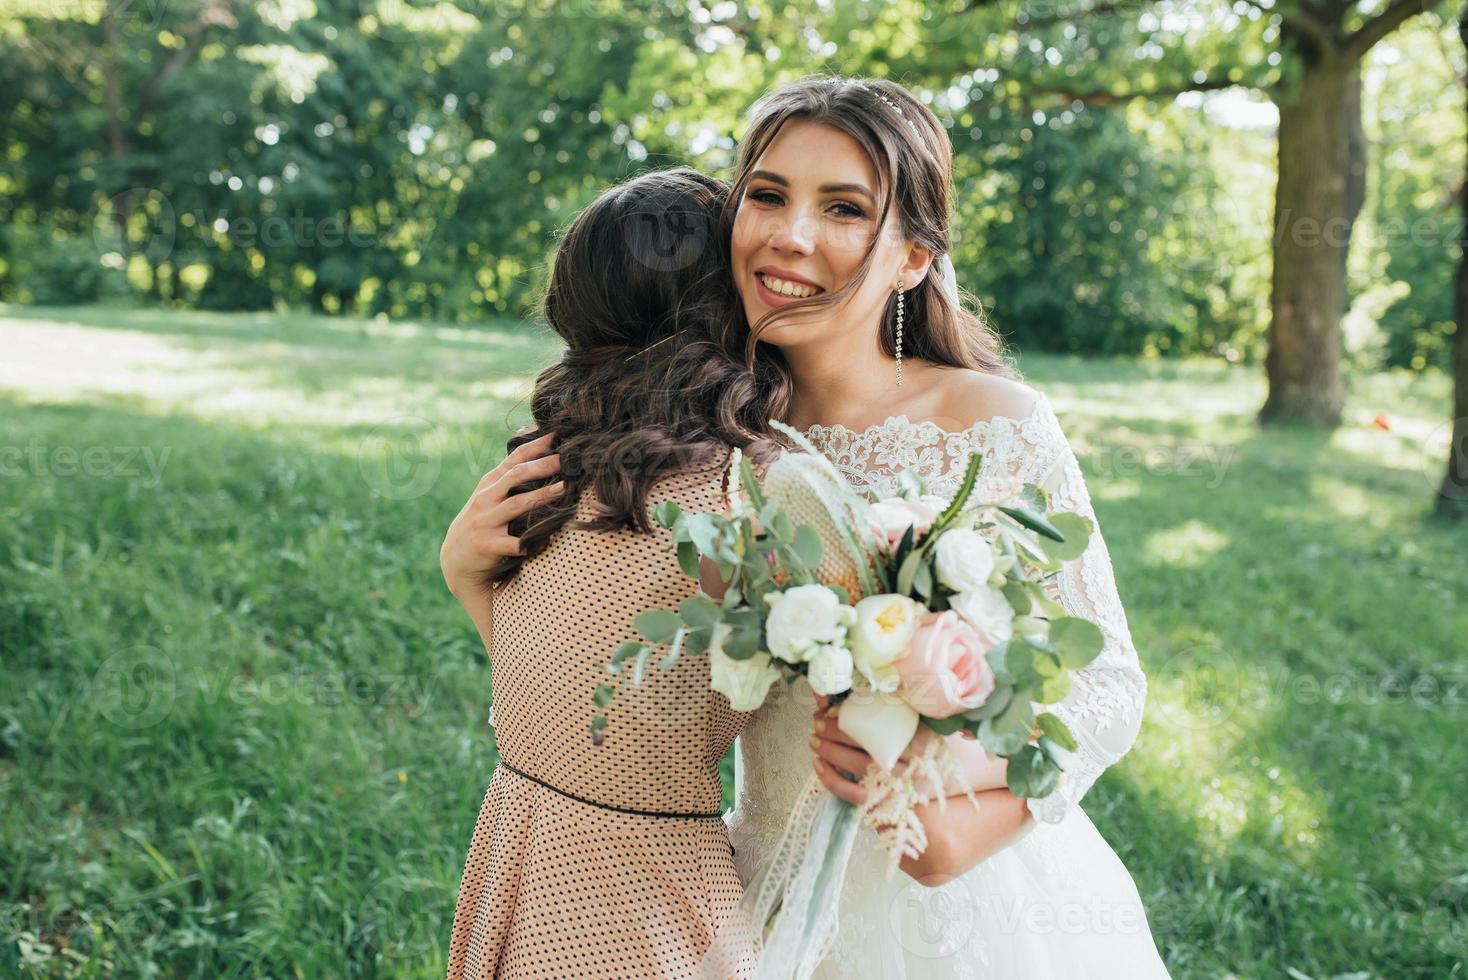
[875,602,907,633]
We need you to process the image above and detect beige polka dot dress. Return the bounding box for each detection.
[445,453,754,980]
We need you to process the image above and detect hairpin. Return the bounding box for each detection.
[855,81,922,139]
[622,330,680,361]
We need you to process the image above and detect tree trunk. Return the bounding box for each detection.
[1343,62,1366,271]
[1436,16,1468,518]
[102,0,130,240]
[1261,57,1354,427]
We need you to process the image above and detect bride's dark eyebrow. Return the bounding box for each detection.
[749,169,874,205]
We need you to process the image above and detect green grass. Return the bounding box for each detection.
[1,305,1464,978]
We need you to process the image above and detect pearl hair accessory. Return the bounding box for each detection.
[855,81,922,139]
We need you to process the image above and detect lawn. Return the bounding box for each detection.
[0,305,1463,978]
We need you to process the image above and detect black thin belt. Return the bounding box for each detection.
[496,759,727,821]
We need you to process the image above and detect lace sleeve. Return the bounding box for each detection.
[1024,408,1148,824]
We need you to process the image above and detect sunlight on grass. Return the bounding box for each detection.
[0,311,554,432]
[2,307,1464,977]
[1141,520,1230,568]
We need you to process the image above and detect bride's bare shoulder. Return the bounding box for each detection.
[930,369,1045,429]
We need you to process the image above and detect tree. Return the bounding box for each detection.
[910,0,1439,427]
[1436,12,1468,517]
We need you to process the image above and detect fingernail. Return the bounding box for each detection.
[807,735,820,750]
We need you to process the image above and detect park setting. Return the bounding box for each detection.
[2,1,1467,977]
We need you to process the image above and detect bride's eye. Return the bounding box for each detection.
[829,201,866,219]
[748,189,784,207]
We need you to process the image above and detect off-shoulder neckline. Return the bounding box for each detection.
[799,391,1054,444]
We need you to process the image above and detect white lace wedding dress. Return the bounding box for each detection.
[724,393,1171,978]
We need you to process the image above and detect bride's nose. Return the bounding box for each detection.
[768,213,817,255]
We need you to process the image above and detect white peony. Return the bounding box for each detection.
[948,586,1015,648]
[806,643,854,696]
[764,584,851,664]
[836,687,920,771]
[933,527,997,593]
[708,624,781,711]
[849,594,922,692]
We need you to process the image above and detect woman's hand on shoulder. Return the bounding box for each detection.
[439,431,563,599]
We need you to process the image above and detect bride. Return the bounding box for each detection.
[714,76,1171,978]
[465,74,1170,978]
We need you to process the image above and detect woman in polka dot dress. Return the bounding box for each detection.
[438,169,782,979]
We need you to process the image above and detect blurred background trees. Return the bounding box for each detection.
[0,0,1463,429]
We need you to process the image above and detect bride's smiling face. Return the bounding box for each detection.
[730,119,926,349]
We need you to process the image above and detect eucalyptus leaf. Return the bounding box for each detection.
[1001,580,1032,614]
[1040,512,1095,561]
[920,713,968,736]
[676,539,701,580]
[1049,617,1104,669]
[965,685,1012,722]
[1006,744,1060,798]
[593,683,616,708]
[793,524,824,569]
[652,500,682,529]
[679,595,723,630]
[635,609,682,644]
[979,715,1030,756]
[1036,712,1078,751]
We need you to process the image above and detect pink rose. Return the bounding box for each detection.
[897,610,997,719]
[866,497,943,553]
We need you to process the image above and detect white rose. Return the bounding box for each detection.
[709,624,781,711]
[949,587,1015,647]
[849,594,922,692]
[764,584,850,664]
[806,643,854,696]
[933,528,997,593]
[836,687,920,771]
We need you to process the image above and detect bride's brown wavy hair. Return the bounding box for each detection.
[722,75,1016,412]
[484,168,783,589]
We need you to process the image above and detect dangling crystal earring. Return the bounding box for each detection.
[894,275,906,387]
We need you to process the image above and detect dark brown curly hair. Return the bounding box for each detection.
[483,168,784,589]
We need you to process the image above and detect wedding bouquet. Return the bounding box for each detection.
[591,423,1104,977]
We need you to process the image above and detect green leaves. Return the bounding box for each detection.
[1006,744,1061,799]
[793,524,823,570]
[1048,617,1104,669]
[634,609,682,645]
[997,504,1064,542]
[1041,513,1094,562]
[652,500,683,529]
[678,595,723,630]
